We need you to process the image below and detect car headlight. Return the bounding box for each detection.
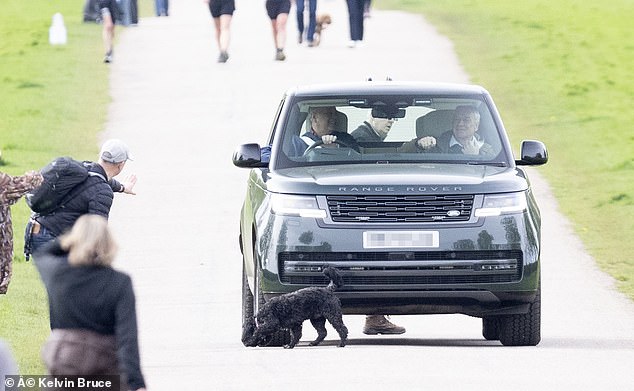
[475,192,527,217]
[270,194,327,218]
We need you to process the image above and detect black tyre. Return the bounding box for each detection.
[482,317,500,341]
[241,262,255,346]
[498,284,541,346]
[252,252,290,347]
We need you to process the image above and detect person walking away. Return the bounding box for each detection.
[98,0,117,62]
[0,170,43,294]
[35,215,147,391]
[155,0,169,16]
[266,0,291,60]
[24,139,137,258]
[204,0,235,63]
[295,0,317,46]
[345,0,365,48]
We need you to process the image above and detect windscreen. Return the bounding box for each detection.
[272,95,507,169]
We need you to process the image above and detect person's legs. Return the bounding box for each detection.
[306,0,317,45]
[275,13,288,50]
[295,0,305,43]
[213,17,222,49]
[100,9,115,61]
[270,19,278,47]
[217,14,231,62]
[350,0,364,41]
[363,0,371,17]
[345,0,357,44]
[155,0,167,16]
[213,15,231,62]
[273,13,288,60]
[219,14,231,52]
[355,0,365,41]
[161,0,168,16]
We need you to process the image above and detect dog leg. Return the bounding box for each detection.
[326,314,348,347]
[309,317,328,346]
[285,324,303,349]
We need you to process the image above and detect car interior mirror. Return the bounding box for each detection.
[371,107,406,119]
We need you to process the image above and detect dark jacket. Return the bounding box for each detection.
[35,240,146,390]
[350,122,383,142]
[36,162,123,236]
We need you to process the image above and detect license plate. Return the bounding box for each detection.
[363,231,439,249]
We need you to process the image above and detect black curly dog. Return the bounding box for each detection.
[243,266,348,349]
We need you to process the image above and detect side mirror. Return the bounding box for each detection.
[516,140,548,166]
[232,143,268,168]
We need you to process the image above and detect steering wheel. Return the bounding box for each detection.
[302,138,358,156]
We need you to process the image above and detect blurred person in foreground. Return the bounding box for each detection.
[35,215,146,391]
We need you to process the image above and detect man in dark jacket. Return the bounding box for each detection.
[25,139,137,256]
[350,113,395,142]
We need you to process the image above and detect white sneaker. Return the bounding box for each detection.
[346,40,356,48]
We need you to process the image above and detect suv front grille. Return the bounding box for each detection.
[278,250,522,286]
[326,195,474,223]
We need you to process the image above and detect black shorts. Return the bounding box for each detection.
[208,0,235,18]
[97,0,117,23]
[265,0,291,20]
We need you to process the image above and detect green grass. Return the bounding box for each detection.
[376,0,634,299]
[1,1,155,373]
[0,0,110,375]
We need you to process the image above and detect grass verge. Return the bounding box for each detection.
[376,0,634,299]
[0,0,110,375]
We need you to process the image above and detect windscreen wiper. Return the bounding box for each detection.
[466,161,508,167]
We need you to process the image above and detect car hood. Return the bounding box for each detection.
[264,164,529,195]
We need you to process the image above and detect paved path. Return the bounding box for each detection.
[102,0,634,389]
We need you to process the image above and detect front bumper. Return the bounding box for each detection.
[255,211,540,317]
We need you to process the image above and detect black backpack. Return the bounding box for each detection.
[26,157,93,215]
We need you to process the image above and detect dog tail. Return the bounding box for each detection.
[323,266,344,290]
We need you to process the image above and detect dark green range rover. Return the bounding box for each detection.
[233,81,547,346]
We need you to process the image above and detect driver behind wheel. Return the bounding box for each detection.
[288,106,359,156]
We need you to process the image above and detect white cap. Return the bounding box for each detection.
[100,139,133,163]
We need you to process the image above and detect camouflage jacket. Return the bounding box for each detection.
[0,171,43,293]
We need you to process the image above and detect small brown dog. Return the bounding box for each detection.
[312,14,332,46]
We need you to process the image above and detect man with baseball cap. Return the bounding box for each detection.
[25,139,137,256]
